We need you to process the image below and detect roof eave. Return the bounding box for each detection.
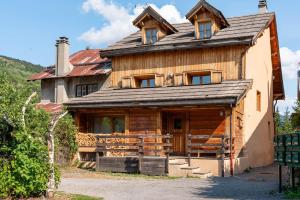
[65,97,239,109]
[101,37,252,58]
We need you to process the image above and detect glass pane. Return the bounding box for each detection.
[174,118,182,129]
[199,24,204,31]
[82,85,87,96]
[140,79,148,88]
[92,84,98,92]
[114,117,125,133]
[200,31,204,39]
[76,85,82,97]
[202,75,211,84]
[205,23,212,38]
[149,79,155,87]
[88,85,93,94]
[192,76,201,85]
[100,117,113,134]
[146,30,151,44]
[93,117,102,134]
[151,29,157,43]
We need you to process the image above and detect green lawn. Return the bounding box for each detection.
[284,187,300,199]
[55,192,103,200]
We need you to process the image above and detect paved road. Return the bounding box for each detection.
[59,176,283,200]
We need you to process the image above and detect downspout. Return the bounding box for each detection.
[230,104,234,176]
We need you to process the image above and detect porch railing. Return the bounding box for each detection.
[95,134,173,173]
[187,134,234,177]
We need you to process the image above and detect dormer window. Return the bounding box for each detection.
[146,28,158,44]
[199,22,212,39]
[140,78,155,88]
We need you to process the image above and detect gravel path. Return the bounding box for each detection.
[59,175,284,200]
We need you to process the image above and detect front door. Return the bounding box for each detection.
[167,113,186,155]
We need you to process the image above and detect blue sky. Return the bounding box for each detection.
[0,0,299,112]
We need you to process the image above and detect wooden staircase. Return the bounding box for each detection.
[168,158,212,178]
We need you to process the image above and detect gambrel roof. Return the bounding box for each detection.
[101,12,275,57]
[66,80,253,108]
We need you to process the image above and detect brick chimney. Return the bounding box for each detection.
[54,37,73,103]
[55,37,73,76]
[258,0,268,13]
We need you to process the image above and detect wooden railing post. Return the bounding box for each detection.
[96,136,100,171]
[138,136,144,173]
[187,134,192,167]
[165,133,170,174]
[221,136,225,177]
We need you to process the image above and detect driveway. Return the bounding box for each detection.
[59,165,285,200]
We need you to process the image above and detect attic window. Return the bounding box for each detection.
[199,22,212,39]
[145,28,158,44]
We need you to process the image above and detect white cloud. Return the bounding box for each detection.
[276,96,297,115]
[78,0,186,46]
[280,47,300,80]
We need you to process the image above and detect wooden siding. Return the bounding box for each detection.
[234,100,244,158]
[111,46,245,88]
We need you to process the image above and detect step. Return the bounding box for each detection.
[191,169,213,178]
[169,161,188,165]
[180,166,200,170]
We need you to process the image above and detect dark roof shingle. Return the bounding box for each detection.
[65,80,253,108]
[101,13,274,57]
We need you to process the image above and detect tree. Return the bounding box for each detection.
[0,73,51,198]
[281,108,294,135]
[292,100,300,129]
[274,107,283,134]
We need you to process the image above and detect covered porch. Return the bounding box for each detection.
[66,80,252,176]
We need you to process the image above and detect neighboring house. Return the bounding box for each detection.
[30,0,284,177]
[28,37,111,113]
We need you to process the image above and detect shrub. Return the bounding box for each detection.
[54,114,78,166]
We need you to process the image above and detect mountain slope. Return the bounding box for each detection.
[0,55,43,84]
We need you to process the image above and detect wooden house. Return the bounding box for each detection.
[30,0,284,177]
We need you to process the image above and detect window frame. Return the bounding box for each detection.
[85,115,125,134]
[134,75,156,88]
[256,90,261,112]
[75,84,98,97]
[145,28,158,44]
[198,21,212,39]
[187,73,211,86]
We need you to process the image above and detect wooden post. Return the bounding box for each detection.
[138,136,144,173]
[221,137,225,177]
[166,133,170,174]
[292,167,295,189]
[279,165,282,193]
[188,134,191,167]
[96,151,100,171]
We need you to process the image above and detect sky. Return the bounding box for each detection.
[0,0,299,113]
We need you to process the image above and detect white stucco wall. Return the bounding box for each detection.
[244,27,275,168]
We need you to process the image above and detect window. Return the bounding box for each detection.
[256,91,261,112]
[174,118,182,130]
[199,22,212,39]
[145,28,158,44]
[76,84,98,97]
[191,75,211,85]
[93,116,125,134]
[139,78,155,88]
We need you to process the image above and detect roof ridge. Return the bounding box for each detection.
[170,12,275,26]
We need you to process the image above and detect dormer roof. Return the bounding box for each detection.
[133,6,178,34]
[186,0,229,28]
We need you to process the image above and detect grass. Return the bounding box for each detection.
[55,192,103,200]
[284,187,300,199]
